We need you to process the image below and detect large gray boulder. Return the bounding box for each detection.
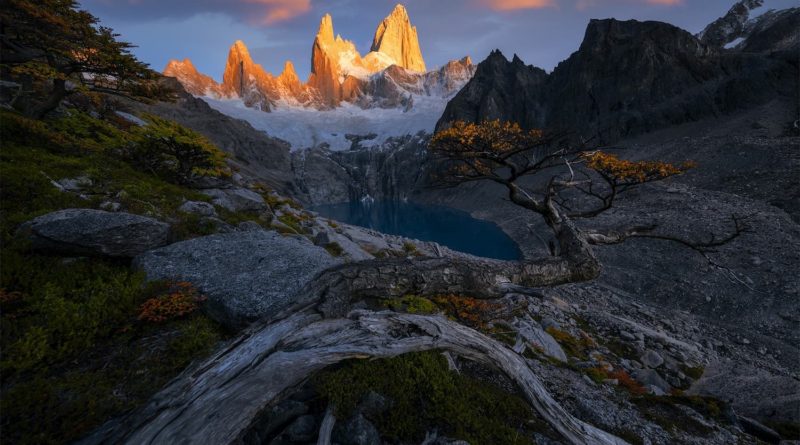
[201,188,266,213]
[133,230,342,328]
[19,209,170,258]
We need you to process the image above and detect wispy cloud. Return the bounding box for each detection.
[478,0,557,12]
[479,0,682,12]
[244,0,312,24]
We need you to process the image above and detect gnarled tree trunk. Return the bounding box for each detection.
[303,218,600,316]
[79,311,628,445]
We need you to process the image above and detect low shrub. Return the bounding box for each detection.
[432,294,503,329]
[138,282,207,323]
[128,114,230,185]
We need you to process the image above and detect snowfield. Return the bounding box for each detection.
[203,95,448,151]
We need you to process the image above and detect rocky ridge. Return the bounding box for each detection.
[437,10,799,143]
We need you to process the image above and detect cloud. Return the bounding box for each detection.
[83,0,312,25]
[478,0,557,11]
[575,0,683,11]
[244,0,312,24]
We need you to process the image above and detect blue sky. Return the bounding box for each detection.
[80,0,796,81]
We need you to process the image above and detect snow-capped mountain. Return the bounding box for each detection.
[164,4,474,113]
[163,4,475,150]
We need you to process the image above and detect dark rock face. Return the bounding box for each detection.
[437,50,548,130]
[19,209,170,258]
[437,16,797,144]
[291,134,430,205]
[133,230,342,328]
[697,0,763,47]
[739,8,800,53]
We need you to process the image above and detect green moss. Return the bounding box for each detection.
[402,241,418,255]
[764,421,800,440]
[382,295,438,314]
[682,365,705,380]
[277,213,304,234]
[631,395,727,437]
[324,242,345,257]
[314,351,544,444]
[610,428,644,445]
[585,367,609,384]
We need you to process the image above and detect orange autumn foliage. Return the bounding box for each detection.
[138,281,207,323]
[432,294,503,328]
[583,151,695,184]
[432,120,545,155]
[607,368,647,395]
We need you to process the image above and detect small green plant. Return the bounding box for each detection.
[402,241,418,255]
[545,327,593,360]
[324,242,344,257]
[382,295,438,314]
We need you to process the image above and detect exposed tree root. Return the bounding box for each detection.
[80,310,628,445]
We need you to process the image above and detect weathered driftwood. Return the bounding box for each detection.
[81,311,628,445]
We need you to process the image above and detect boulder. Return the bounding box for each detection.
[133,230,342,328]
[178,200,216,217]
[201,188,266,213]
[19,209,170,258]
[314,229,374,261]
[514,317,568,362]
[640,350,665,368]
[332,413,380,445]
[281,415,317,442]
[633,369,671,394]
[56,175,93,192]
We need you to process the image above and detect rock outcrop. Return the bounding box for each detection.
[19,209,170,258]
[697,0,763,47]
[133,230,342,328]
[370,4,426,72]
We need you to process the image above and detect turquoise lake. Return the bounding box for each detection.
[312,201,521,261]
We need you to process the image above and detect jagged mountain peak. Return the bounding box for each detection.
[281,60,297,77]
[165,4,472,117]
[316,13,335,44]
[371,3,426,72]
